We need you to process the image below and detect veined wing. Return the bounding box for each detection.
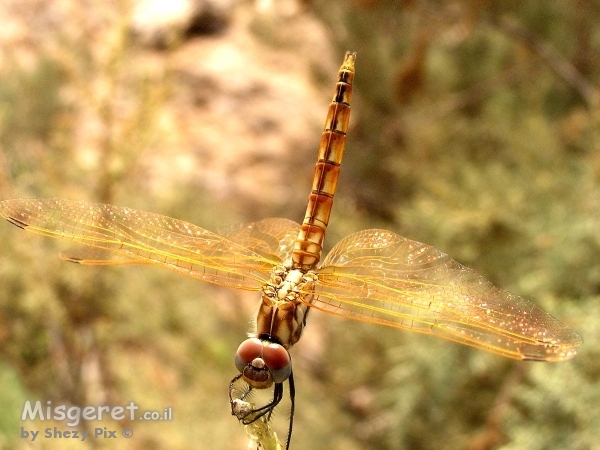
[220,218,300,265]
[59,218,301,267]
[314,229,582,361]
[59,247,150,265]
[0,198,295,290]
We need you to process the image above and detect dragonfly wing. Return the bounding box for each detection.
[59,247,152,265]
[315,229,583,361]
[59,218,301,266]
[0,198,282,290]
[220,218,300,264]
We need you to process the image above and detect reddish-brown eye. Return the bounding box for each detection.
[235,338,262,373]
[261,342,291,383]
[234,338,292,384]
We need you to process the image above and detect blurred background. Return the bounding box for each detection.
[0,0,599,449]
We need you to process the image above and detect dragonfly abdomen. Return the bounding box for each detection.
[292,52,356,271]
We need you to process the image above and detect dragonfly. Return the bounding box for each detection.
[0,52,583,449]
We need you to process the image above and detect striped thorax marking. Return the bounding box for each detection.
[257,265,317,349]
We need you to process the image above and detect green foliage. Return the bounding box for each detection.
[308,1,600,449]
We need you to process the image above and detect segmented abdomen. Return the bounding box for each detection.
[291,52,356,271]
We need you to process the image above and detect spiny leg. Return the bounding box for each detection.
[229,374,285,424]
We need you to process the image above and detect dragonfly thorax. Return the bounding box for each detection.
[256,265,317,350]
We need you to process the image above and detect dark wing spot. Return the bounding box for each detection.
[6,217,28,229]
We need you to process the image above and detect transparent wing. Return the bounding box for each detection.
[220,217,300,265]
[0,198,299,291]
[315,229,583,361]
[59,218,301,267]
[59,247,150,266]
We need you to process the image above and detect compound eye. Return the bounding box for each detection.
[235,338,262,373]
[234,338,292,384]
[261,342,292,383]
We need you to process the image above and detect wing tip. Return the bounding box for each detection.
[521,337,582,362]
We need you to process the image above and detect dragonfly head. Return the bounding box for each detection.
[235,337,292,388]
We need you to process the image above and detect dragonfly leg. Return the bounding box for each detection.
[284,370,295,450]
[229,372,295,449]
[229,374,284,424]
